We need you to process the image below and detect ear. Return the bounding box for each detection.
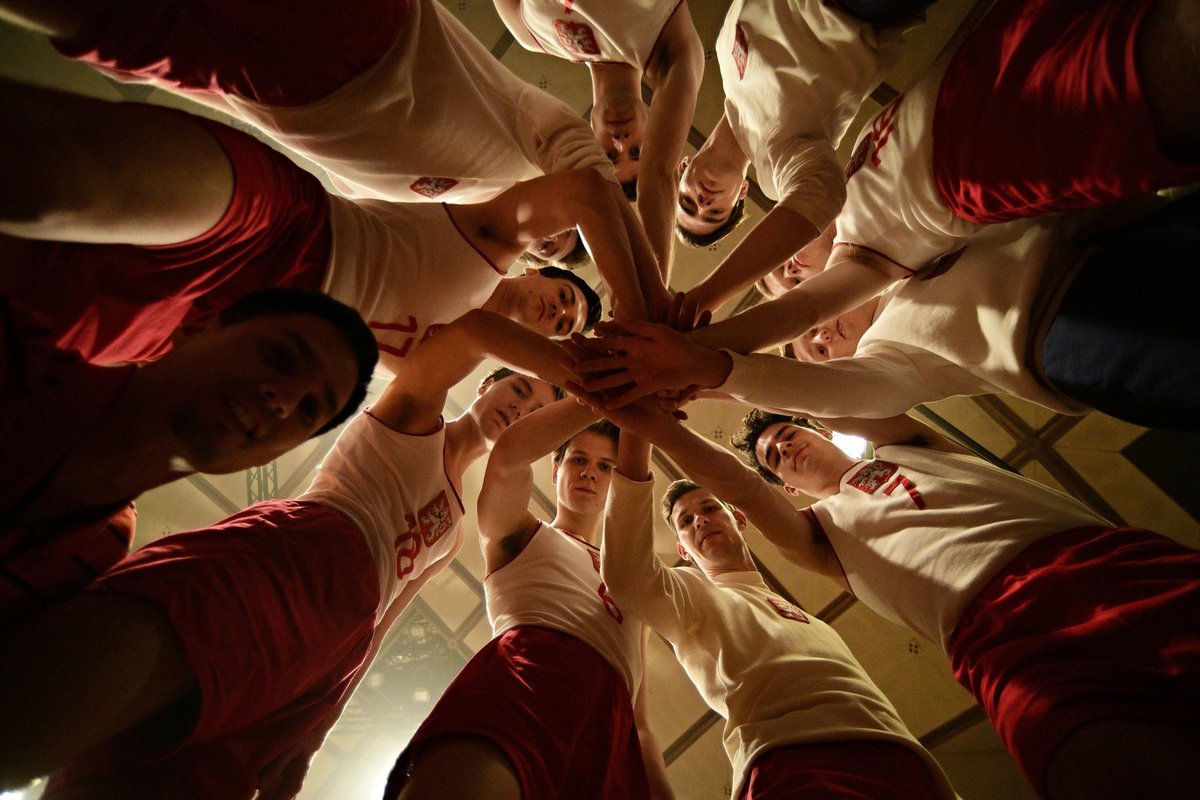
[818,428,834,441]
[551,462,559,483]
[477,377,495,397]
[732,508,748,530]
[523,266,538,276]
[677,156,689,175]
[783,484,802,497]
[737,179,750,200]
[676,541,691,561]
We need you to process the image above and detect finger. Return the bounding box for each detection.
[571,356,634,375]
[604,383,653,410]
[577,372,640,392]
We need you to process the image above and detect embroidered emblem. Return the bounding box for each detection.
[732,24,749,79]
[768,597,810,623]
[418,491,454,547]
[844,96,903,180]
[555,20,601,57]
[848,460,899,494]
[410,176,459,198]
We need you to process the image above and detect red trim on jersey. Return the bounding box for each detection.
[831,241,918,275]
[440,429,466,515]
[441,204,507,275]
[362,407,445,438]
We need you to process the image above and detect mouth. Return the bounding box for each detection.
[537,298,546,321]
[836,320,847,340]
[496,408,511,428]
[224,393,257,439]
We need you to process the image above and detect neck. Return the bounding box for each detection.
[444,413,490,490]
[481,281,518,321]
[20,369,192,524]
[589,62,642,109]
[701,113,750,171]
[551,507,602,546]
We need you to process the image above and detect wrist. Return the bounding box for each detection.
[698,348,733,389]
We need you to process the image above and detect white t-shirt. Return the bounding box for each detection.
[808,445,1112,651]
[323,199,505,374]
[513,0,677,68]
[836,55,988,273]
[717,0,902,231]
[603,475,955,799]
[195,0,616,202]
[718,218,1089,418]
[486,522,644,693]
[300,411,465,607]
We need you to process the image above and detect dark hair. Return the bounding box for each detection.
[520,230,594,270]
[674,197,747,249]
[536,266,602,333]
[730,408,822,485]
[551,419,619,465]
[481,366,565,401]
[619,178,638,201]
[659,479,736,527]
[219,288,377,435]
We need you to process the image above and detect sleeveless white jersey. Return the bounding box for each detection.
[323,198,505,374]
[194,0,615,202]
[300,411,465,607]
[837,54,990,273]
[486,523,643,692]
[809,445,1112,651]
[716,0,902,231]
[604,475,956,800]
[514,0,676,68]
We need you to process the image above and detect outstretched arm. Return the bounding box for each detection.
[0,78,235,246]
[633,625,676,800]
[371,309,569,435]
[456,168,658,320]
[638,0,704,279]
[600,400,845,586]
[477,398,599,573]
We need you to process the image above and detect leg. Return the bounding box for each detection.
[394,735,522,800]
[1044,718,1200,800]
[0,593,196,789]
[0,79,232,246]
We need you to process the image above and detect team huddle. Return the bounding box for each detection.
[1,0,1198,798]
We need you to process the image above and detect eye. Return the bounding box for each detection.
[600,463,612,472]
[630,146,640,159]
[606,150,618,162]
[268,343,297,375]
[300,395,320,426]
[816,345,828,359]
[681,515,692,527]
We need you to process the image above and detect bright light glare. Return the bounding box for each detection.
[831,432,868,459]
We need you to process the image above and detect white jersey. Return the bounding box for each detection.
[300,411,465,608]
[193,0,615,202]
[604,475,955,799]
[837,54,989,273]
[719,217,1089,418]
[809,445,1112,651]
[513,0,676,67]
[323,198,505,374]
[717,0,902,231]
[486,522,643,693]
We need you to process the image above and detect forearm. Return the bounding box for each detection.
[464,310,572,387]
[601,472,681,636]
[689,206,818,311]
[489,398,598,473]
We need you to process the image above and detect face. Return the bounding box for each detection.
[524,228,580,265]
[675,155,749,237]
[670,488,751,572]
[162,313,359,473]
[470,373,560,444]
[754,422,852,496]
[760,226,836,298]
[552,430,617,515]
[509,269,589,338]
[788,296,879,362]
[592,100,648,185]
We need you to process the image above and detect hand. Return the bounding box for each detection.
[565,320,708,409]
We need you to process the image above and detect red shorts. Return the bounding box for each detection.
[90,500,379,760]
[933,0,1200,223]
[13,114,330,365]
[948,526,1200,796]
[741,739,946,800]
[56,0,407,107]
[389,626,652,800]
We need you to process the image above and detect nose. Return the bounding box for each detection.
[775,439,792,461]
[262,379,304,419]
[785,258,802,278]
[579,461,598,480]
[814,327,833,343]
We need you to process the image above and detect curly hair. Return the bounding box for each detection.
[729,408,822,485]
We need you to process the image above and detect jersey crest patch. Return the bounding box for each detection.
[732,24,749,79]
[555,20,601,57]
[847,460,899,494]
[844,96,903,180]
[768,597,809,623]
[418,491,455,547]
[410,176,459,198]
